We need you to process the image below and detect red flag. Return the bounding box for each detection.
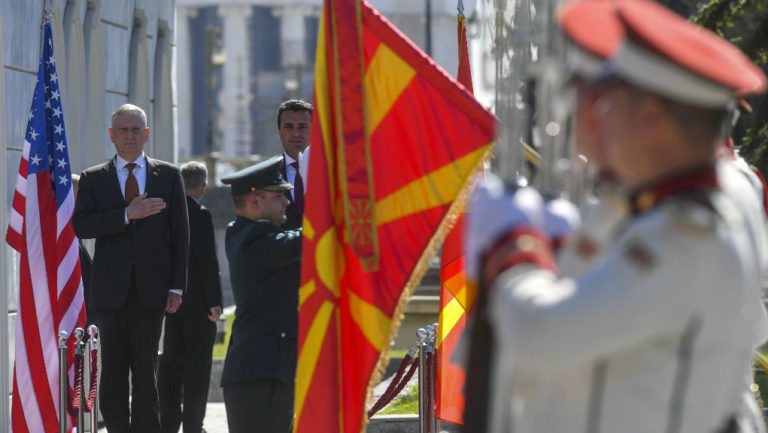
[294,1,496,432]
[435,10,477,425]
[456,12,474,94]
[6,22,86,433]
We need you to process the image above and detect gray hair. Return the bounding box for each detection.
[181,161,208,191]
[111,104,147,128]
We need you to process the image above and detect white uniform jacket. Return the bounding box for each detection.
[487,167,765,433]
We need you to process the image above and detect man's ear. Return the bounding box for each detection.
[637,96,666,138]
[108,128,114,142]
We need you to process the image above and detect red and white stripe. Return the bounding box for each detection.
[6,138,86,433]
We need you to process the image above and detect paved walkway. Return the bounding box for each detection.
[93,368,417,433]
[95,402,229,432]
[202,402,229,433]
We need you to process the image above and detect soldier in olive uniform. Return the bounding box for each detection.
[220,155,302,433]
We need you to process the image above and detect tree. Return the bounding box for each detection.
[661,0,768,175]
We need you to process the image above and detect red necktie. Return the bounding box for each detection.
[125,162,139,204]
[291,161,304,214]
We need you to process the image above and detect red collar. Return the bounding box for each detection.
[629,164,719,214]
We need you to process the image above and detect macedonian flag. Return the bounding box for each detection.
[294,0,496,432]
[435,8,478,425]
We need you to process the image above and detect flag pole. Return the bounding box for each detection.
[58,331,69,433]
[45,0,53,20]
[40,0,53,55]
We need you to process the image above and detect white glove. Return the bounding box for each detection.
[544,197,581,242]
[465,174,545,282]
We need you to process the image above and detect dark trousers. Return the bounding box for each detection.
[158,313,216,433]
[94,275,164,433]
[223,379,293,433]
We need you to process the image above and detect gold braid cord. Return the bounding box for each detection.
[359,144,493,432]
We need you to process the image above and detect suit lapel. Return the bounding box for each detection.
[145,156,156,196]
[107,158,124,202]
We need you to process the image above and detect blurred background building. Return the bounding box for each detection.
[175,0,492,174]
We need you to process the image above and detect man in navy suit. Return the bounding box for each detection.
[277,99,311,229]
[73,104,189,433]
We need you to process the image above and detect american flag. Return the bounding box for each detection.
[5,21,86,433]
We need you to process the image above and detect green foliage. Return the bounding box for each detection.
[687,0,768,175]
[753,367,768,408]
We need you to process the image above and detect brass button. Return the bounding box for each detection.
[280,332,286,338]
[636,191,655,212]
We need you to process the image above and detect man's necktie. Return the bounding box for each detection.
[291,161,304,214]
[125,162,139,204]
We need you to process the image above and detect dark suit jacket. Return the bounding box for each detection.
[280,155,303,230]
[72,156,189,310]
[79,240,94,324]
[221,216,301,386]
[178,195,222,314]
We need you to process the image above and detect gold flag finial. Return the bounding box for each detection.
[44,0,54,22]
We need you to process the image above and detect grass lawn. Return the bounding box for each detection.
[387,348,410,359]
[212,314,234,359]
[379,383,418,415]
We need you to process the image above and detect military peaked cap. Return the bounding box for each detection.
[221,154,293,196]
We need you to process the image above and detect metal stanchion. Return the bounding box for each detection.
[417,328,429,433]
[74,328,85,432]
[58,330,69,433]
[88,325,99,433]
[427,323,439,433]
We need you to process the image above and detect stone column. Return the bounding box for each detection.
[218,5,253,158]
[175,6,198,158]
[272,5,311,68]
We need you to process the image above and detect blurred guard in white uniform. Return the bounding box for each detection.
[465,1,768,432]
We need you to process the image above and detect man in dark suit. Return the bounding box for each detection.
[220,155,302,433]
[159,161,223,433]
[73,103,189,433]
[277,99,311,229]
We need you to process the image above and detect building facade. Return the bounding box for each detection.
[0,0,176,428]
[175,0,489,165]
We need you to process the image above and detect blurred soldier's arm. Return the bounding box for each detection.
[475,192,738,377]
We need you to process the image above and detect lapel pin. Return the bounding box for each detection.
[153,171,159,176]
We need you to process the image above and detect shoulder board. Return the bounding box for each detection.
[665,199,718,235]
